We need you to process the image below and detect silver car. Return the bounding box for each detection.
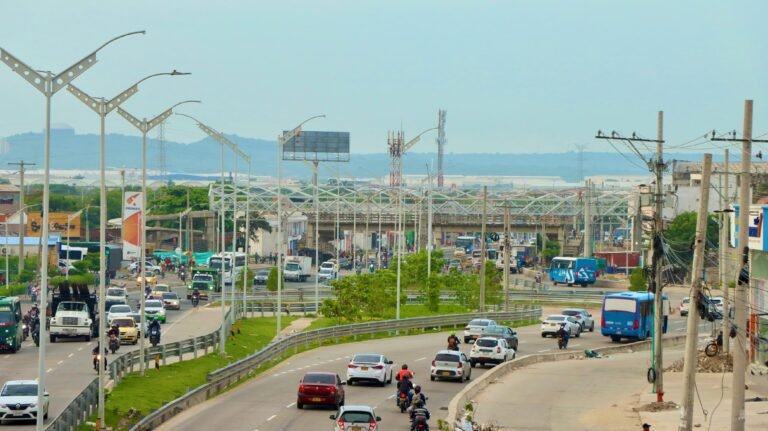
[462,318,497,343]
[330,405,381,431]
[0,380,49,422]
[540,314,581,338]
[561,308,595,332]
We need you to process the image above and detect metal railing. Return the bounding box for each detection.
[130,307,541,430]
[46,308,233,431]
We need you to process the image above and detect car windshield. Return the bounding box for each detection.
[0,310,14,324]
[192,282,209,289]
[303,373,335,384]
[110,305,131,313]
[435,353,460,362]
[155,286,169,292]
[682,298,690,304]
[257,271,268,276]
[107,289,125,296]
[468,320,490,327]
[476,338,499,347]
[58,302,85,312]
[194,274,213,281]
[546,315,566,321]
[320,268,333,274]
[352,354,382,364]
[113,318,134,327]
[1,384,37,397]
[146,301,163,308]
[285,263,300,271]
[340,411,374,423]
[162,293,177,299]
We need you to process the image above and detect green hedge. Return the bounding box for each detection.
[0,283,28,297]
[49,273,96,286]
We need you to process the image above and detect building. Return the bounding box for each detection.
[0,184,20,216]
[250,214,308,257]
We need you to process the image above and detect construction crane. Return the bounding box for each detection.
[388,127,438,188]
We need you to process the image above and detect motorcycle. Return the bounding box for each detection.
[22,321,29,341]
[149,327,161,347]
[557,333,568,350]
[31,318,40,347]
[191,294,200,308]
[93,352,107,372]
[398,392,410,413]
[108,335,120,354]
[411,415,429,431]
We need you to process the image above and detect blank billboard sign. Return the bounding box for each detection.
[282,130,350,162]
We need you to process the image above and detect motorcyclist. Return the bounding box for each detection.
[108,321,120,337]
[92,343,109,370]
[148,318,161,342]
[396,364,414,382]
[412,385,427,406]
[556,323,569,349]
[447,332,461,351]
[409,398,431,430]
[28,303,40,320]
[396,374,414,407]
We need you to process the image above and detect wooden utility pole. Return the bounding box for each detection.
[479,186,487,311]
[8,160,34,273]
[678,153,713,431]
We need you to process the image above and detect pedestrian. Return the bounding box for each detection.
[642,424,651,431]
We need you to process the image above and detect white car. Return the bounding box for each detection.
[330,405,381,431]
[144,300,167,324]
[346,354,394,386]
[0,380,49,422]
[318,267,336,282]
[463,318,498,343]
[129,260,162,274]
[430,350,472,382]
[469,336,515,367]
[561,308,595,332]
[540,314,581,338]
[105,287,128,304]
[680,296,690,316]
[106,304,133,323]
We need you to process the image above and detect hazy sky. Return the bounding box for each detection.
[1,1,766,155]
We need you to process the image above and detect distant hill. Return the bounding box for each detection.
[0,129,711,182]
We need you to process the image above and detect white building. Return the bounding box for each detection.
[249,213,307,257]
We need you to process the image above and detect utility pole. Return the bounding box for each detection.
[678,153,713,431]
[503,206,511,310]
[8,160,34,273]
[584,179,593,256]
[596,111,666,401]
[479,186,488,312]
[120,169,125,245]
[722,149,730,355]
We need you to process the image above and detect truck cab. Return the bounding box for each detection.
[49,283,96,342]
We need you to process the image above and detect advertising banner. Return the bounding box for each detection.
[26,212,81,238]
[123,191,143,260]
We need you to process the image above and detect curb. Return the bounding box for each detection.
[444,334,687,426]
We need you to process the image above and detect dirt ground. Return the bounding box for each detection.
[665,351,733,373]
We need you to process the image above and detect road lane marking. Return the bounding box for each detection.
[46,368,53,373]
[286,402,295,408]
[267,415,277,421]
[3,355,8,359]
[57,360,64,365]
[68,353,74,358]
[78,347,83,351]
[537,349,549,353]
[415,357,426,361]
[387,394,395,399]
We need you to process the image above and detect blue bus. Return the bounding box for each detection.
[548,257,597,287]
[601,292,669,342]
[455,236,479,253]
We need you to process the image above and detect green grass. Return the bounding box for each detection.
[305,304,471,331]
[80,317,295,431]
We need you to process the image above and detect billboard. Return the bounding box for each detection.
[123,191,144,260]
[26,212,81,238]
[731,205,768,251]
[282,130,350,162]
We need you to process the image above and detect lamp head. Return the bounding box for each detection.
[171,70,191,76]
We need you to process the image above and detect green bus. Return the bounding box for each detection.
[0,296,23,353]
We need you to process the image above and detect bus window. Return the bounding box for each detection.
[604,297,636,313]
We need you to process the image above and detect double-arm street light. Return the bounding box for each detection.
[278,115,325,337]
[67,70,189,429]
[117,100,200,376]
[0,30,145,431]
[177,113,249,352]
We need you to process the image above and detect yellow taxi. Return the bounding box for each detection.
[111,316,138,345]
[151,283,172,297]
[136,271,158,288]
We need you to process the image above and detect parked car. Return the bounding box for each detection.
[430,350,472,382]
[0,380,49,422]
[462,318,497,343]
[469,336,515,367]
[144,300,167,324]
[110,317,138,345]
[330,405,381,431]
[318,267,337,282]
[561,308,595,332]
[480,325,519,350]
[161,292,181,310]
[253,269,270,285]
[541,314,581,338]
[680,296,690,316]
[296,372,345,409]
[337,257,353,270]
[346,354,393,386]
[106,304,133,322]
[129,260,162,274]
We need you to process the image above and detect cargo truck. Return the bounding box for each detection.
[284,256,312,282]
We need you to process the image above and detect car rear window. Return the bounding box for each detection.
[561,310,579,316]
[546,315,565,321]
[469,319,490,326]
[435,353,460,362]
[352,354,381,364]
[476,338,498,347]
[340,411,373,422]
[107,289,125,296]
[162,292,177,299]
[146,301,163,308]
[303,373,335,384]
[110,305,130,313]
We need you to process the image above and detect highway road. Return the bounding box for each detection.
[157,302,707,431]
[1,277,222,428]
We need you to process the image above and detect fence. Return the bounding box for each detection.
[130,307,541,430]
[46,309,233,431]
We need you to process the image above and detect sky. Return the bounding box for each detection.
[1,0,767,155]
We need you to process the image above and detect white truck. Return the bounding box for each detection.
[284,256,312,282]
[49,301,94,342]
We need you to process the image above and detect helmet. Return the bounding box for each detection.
[31,303,38,308]
[451,331,456,336]
[414,385,422,393]
[401,364,408,370]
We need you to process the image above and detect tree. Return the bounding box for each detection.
[542,240,560,263]
[266,267,281,292]
[629,267,647,292]
[664,211,720,266]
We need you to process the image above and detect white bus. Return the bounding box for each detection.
[207,252,247,286]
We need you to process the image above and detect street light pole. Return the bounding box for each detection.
[67,70,187,427]
[0,31,145,431]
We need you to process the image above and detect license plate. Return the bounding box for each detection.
[311,397,323,402]
[439,371,451,376]
[12,411,23,416]
[352,427,363,431]
[361,367,369,371]
[63,328,75,333]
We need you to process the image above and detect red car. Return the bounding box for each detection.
[297,372,346,409]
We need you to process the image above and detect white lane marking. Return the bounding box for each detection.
[415,357,426,361]
[3,355,8,359]
[78,347,83,352]
[288,369,295,373]
[68,353,74,358]
[387,394,395,399]
[267,415,277,421]
[46,368,53,373]
[537,349,549,353]
[286,402,295,408]
[57,360,64,365]
[570,344,580,347]
[336,357,342,360]
[676,328,685,332]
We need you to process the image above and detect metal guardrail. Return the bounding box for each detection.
[130,307,541,431]
[46,308,233,431]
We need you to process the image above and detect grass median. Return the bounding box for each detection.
[79,316,295,431]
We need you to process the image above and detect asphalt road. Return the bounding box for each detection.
[0,278,221,428]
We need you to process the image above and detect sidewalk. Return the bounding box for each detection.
[272,317,316,341]
[472,347,768,430]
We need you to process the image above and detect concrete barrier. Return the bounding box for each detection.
[444,334,687,427]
